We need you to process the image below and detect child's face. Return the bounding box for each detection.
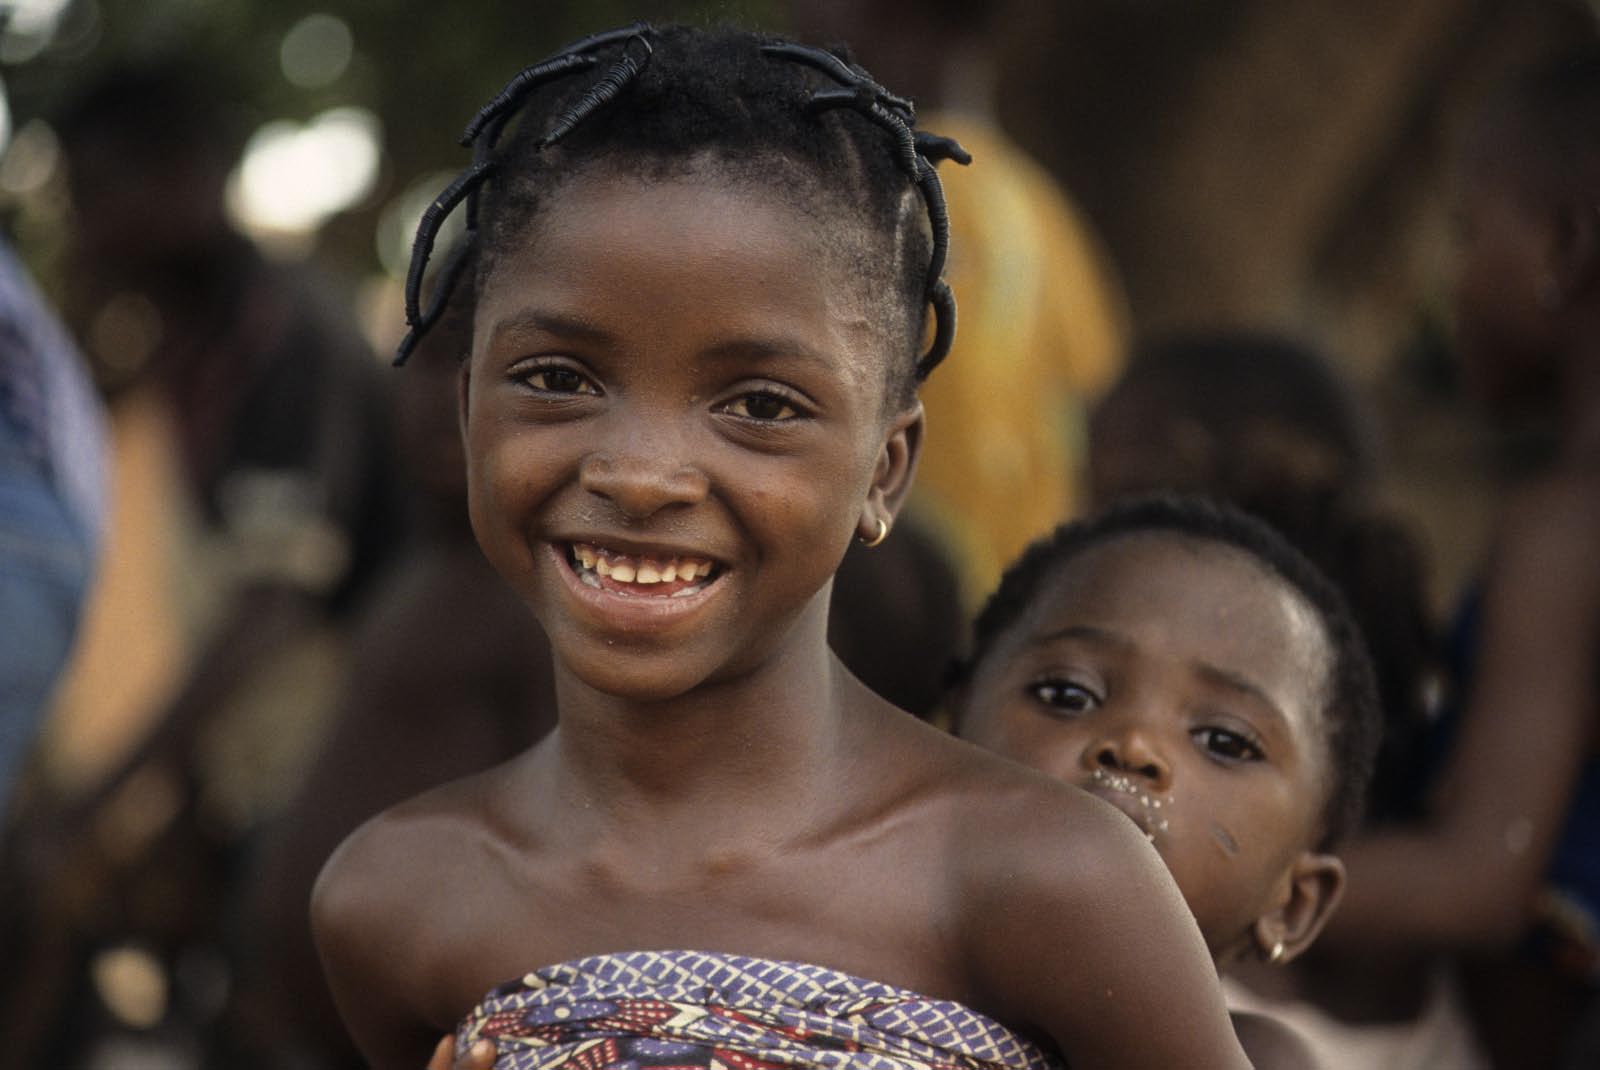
[462,169,918,701]
[958,533,1335,960]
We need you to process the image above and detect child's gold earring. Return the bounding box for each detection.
[860,517,889,548]
[1267,939,1285,965]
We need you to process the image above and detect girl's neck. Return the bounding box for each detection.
[544,603,854,832]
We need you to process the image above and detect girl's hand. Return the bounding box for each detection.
[428,1035,495,1070]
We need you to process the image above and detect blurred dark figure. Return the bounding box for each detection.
[0,237,107,817]
[1087,330,1488,1067]
[788,0,1129,608]
[219,264,556,1070]
[1352,48,1600,1070]
[0,60,403,1069]
[829,519,965,722]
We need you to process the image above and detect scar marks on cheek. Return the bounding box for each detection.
[1209,821,1240,856]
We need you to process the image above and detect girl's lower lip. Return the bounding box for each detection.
[547,542,723,627]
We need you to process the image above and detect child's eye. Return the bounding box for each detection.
[1029,679,1100,715]
[1191,726,1265,763]
[518,365,599,395]
[722,390,801,421]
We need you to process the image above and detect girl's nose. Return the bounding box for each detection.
[578,440,709,520]
[1081,726,1173,792]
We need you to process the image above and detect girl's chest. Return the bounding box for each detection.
[424,836,973,1030]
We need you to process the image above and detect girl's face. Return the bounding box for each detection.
[958,533,1336,960]
[462,170,918,702]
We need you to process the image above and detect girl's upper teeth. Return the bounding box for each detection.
[576,543,712,585]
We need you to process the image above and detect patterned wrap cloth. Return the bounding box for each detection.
[457,951,1064,1070]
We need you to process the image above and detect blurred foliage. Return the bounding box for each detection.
[1,0,783,280]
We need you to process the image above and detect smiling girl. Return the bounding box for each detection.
[312,25,1254,1070]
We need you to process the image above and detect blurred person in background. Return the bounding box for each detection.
[1298,49,1600,1069]
[788,0,1130,609]
[222,256,557,1070]
[0,236,107,819]
[0,58,404,1069]
[1140,49,1600,1069]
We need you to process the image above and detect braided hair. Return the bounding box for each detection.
[395,24,970,405]
[955,494,1383,852]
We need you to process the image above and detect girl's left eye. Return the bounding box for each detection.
[722,391,802,421]
[1029,679,1100,715]
[520,367,598,395]
[1191,726,1265,763]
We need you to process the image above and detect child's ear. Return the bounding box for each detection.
[856,400,924,543]
[1250,851,1346,966]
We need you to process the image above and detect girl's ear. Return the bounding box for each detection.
[1250,852,1346,966]
[856,400,924,543]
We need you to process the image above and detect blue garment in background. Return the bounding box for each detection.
[0,239,106,816]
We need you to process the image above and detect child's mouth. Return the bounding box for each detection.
[565,541,722,598]
[1086,767,1171,842]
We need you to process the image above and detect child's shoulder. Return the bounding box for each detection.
[310,762,539,1050]
[889,716,1170,909]
[312,761,530,951]
[902,725,1230,1057]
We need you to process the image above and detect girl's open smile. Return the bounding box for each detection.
[565,540,722,596]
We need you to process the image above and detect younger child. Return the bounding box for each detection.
[952,494,1383,1065]
[312,24,1254,1070]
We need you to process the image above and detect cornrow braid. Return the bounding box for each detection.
[394,24,969,393]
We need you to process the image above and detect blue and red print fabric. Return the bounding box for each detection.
[457,950,1062,1070]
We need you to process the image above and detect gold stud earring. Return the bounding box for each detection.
[1268,939,1285,965]
[860,517,889,547]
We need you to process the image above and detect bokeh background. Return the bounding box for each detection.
[3,0,1589,597]
[2,1,1596,1068]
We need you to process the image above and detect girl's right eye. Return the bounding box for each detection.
[517,365,599,395]
[1029,679,1100,716]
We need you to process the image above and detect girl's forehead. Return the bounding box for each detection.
[1021,534,1331,693]
[473,170,898,391]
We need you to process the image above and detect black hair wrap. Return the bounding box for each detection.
[394,26,969,382]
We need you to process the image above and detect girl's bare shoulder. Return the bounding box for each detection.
[311,759,536,957]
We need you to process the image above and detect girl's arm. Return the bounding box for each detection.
[1323,475,1600,952]
[964,786,1254,1069]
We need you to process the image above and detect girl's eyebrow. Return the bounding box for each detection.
[1031,623,1130,651]
[1032,623,1296,735]
[699,335,835,370]
[487,309,616,345]
[485,310,833,370]
[1192,663,1291,732]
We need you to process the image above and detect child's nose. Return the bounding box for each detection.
[1082,727,1173,792]
[578,436,710,519]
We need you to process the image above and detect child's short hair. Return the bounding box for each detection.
[397,24,969,405]
[959,493,1382,851]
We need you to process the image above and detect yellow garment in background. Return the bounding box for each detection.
[913,114,1129,607]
